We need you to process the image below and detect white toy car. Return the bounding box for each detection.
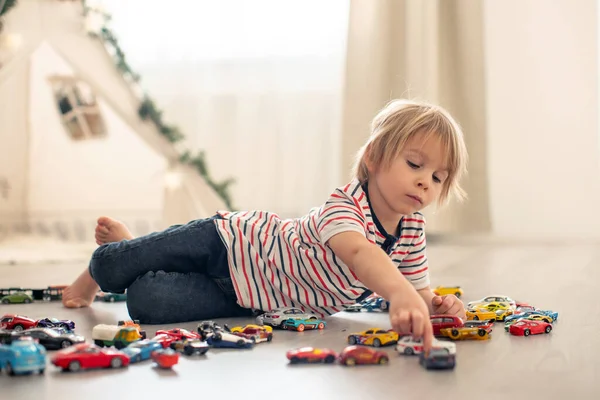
[467,295,516,310]
[395,335,456,356]
[256,307,318,328]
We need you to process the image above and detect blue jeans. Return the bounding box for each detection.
[89,215,253,324]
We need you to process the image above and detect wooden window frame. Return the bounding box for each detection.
[48,75,106,140]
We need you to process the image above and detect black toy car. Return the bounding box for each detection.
[10,328,85,350]
[419,348,456,370]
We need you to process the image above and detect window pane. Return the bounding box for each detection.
[82,112,106,136]
[65,116,84,139]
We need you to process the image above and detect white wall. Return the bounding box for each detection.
[484,0,600,240]
[27,42,167,237]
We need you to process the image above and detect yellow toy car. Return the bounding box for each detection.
[229,324,273,333]
[433,286,464,298]
[475,302,513,321]
[439,326,491,341]
[347,328,399,347]
[465,308,496,321]
[523,314,553,323]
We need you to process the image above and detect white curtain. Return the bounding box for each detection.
[100,0,350,218]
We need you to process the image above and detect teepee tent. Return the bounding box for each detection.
[0,0,227,242]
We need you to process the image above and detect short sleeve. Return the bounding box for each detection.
[397,222,430,290]
[317,188,367,244]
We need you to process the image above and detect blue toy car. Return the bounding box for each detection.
[0,337,47,375]
[35,317,75,332]
[120,339,163,363]
[361,296,389,312]
[282,318,326,331]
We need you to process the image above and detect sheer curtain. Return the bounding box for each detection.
[101,0,350,218]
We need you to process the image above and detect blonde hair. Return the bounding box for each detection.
[353,99,468,206]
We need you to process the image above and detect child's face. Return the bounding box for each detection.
[369,133,448,215]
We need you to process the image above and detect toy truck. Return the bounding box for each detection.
[92,325,142,349]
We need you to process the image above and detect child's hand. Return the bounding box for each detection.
[431,294,466,320]
[389,290,434,353]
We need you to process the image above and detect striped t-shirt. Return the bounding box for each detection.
[214,179,430,317]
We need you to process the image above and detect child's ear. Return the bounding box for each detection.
[364,144,377,173]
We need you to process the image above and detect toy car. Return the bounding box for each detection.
[51,343,130,372]
[508,320,552,336]
[150,333,179,349]
[430,315,464,336]
[151,348,179,368]
[0,337,46,375]
[395,335,456,355]
[227,325,273,343]
[120,339,163,363]
[467,295,516,310]
[98,292,127,302]
[117,320,147,339]
[1,291,34,304]
[155,328,200,341]
[170,339,209,356]
[257,307,319,328]
[282,318,326,332]
[463,320,493,330]
[439,326,491,340]
[9,328,85,350]
[347,328,399,347]
[205,330,254,349]
[504,310,549,324]
[286,347,337,364]
[465,308,496,322]
[504,315,551,331]
[35,317,75,331]
[361,296,390,312]
[197,320,224,338]
[433,286,464,298]
[343,302,365,312]
[229,324,273,333]
[0,314,37,331]
[419,348,456,370]
[339,345,389,366]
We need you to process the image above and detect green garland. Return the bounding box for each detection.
[0,0,17,33]
[82,0,235,209]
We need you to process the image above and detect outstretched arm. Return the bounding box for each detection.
[327,231,434,352]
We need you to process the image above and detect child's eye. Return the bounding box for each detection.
[407,161,420,169]
[432,175,441,183]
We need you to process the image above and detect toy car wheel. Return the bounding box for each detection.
[267,333,273,342]
[324,355,335,364]
[13,324,24,332]
[404,347,414,355]
[69,361,81,372]
[455,292,461,298]
[381,302,388,311]
[290,356,300,364]
[373,338,382,347]
[109,297,115,302]
[545,325,552,334]
[524,329,530,336]
[317,322,325,330]
[24,298,31,304]
[297,324,305,332]
[184,347,194,356]
[1,299,9,304]
[345,357,356,366]
[6,362,15,376]
[478,329,486,337]
[348,336,357,345]
[236,339,246,347]
[378,356,389,365]
[110,357,123,368]
[39,368,45,374]
[60,340,71,349]
[135,355,142,363]
[451,329,460,337]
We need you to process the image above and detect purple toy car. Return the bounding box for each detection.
[35,318,75,331]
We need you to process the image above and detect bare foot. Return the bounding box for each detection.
[95,216,134,245]
[62,269,100,308]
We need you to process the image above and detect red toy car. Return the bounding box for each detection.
[151,348,179,369]
[51,343,130,372]
[338,345,389,366]
[154,328,200,341]
[286,347,338,364]
[430,315,464,336]
[509,320,552,336]
[0,314,37,331]
[150,334,179,349]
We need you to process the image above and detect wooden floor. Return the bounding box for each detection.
[0,241,599,400]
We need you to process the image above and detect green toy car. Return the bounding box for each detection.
[1,292,34,304]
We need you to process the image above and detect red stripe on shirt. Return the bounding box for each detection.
[236,219,255,307]
[401,266,428,275]
[251,213,272,311]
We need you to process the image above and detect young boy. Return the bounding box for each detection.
[63,99,468,352]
